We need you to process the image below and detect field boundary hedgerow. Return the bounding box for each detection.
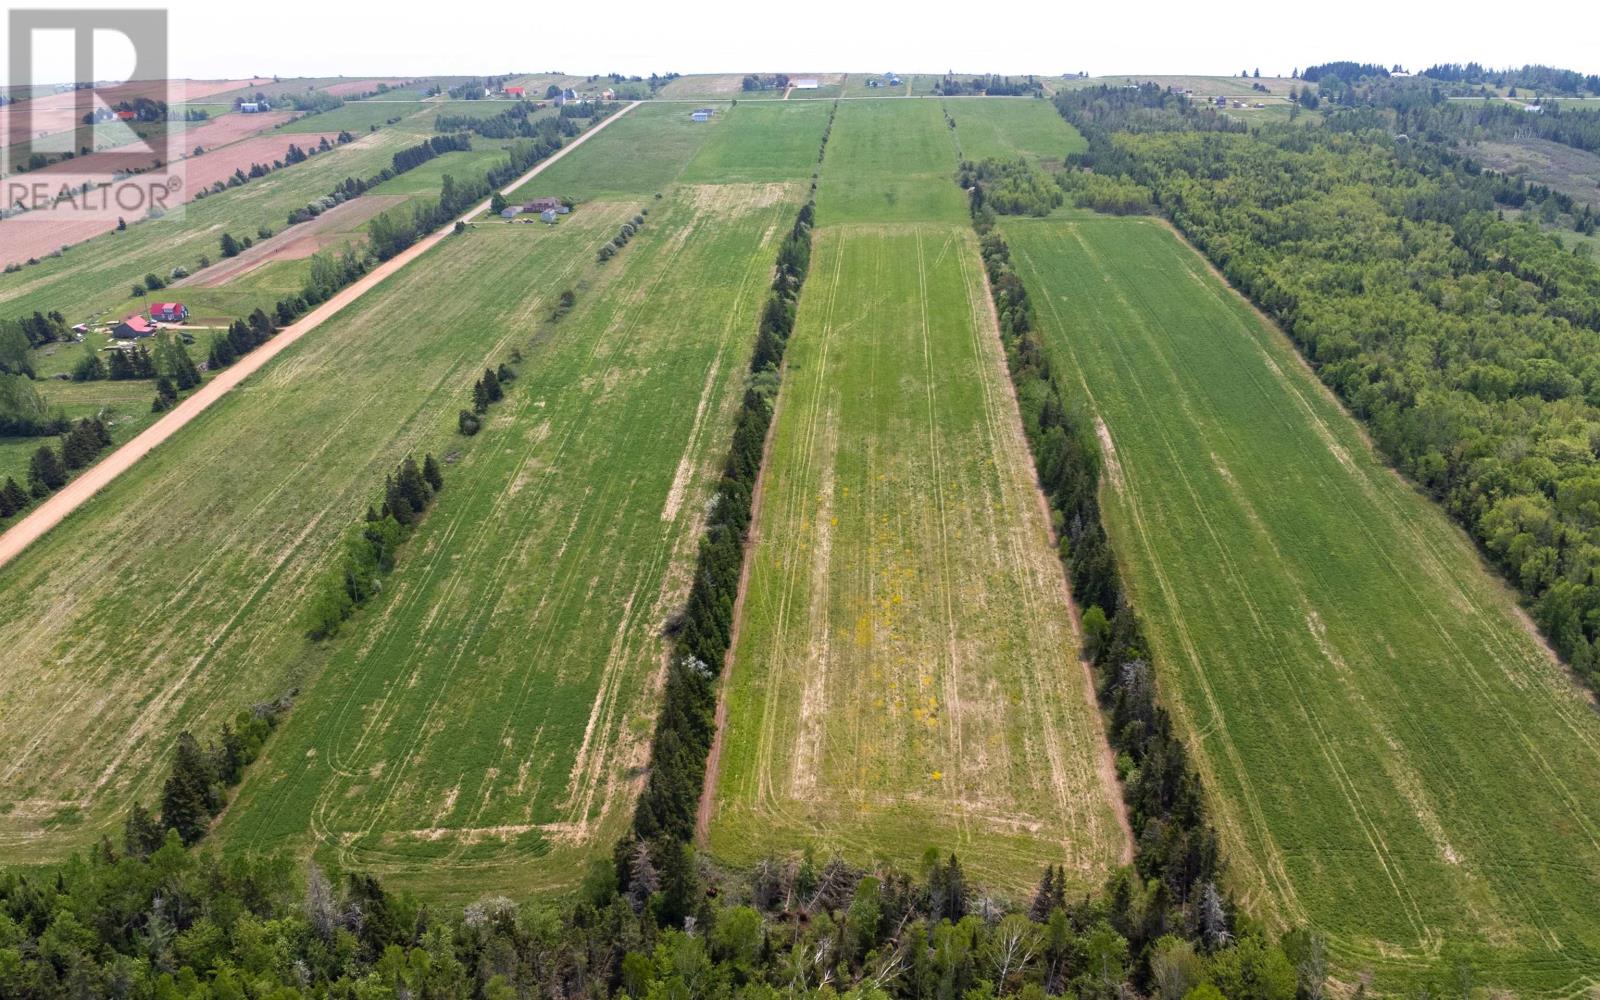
[629,101,836,860]
[0,102,639,571]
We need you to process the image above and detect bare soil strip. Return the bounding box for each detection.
[0,103,640,571]
[176,195,409,288]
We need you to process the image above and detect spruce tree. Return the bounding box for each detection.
[483,367,502,402]
[384,474,411,526]
[28,444,65,497]
[0,477,27,515]
[396,456,430,514]
[123,803,165,859]
[472,378,490,414]
[159,732,217,845]
[423,453,444,492]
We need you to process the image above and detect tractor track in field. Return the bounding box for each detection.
[0,102,640,573]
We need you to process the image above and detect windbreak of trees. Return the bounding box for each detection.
[934,74,1045,97]
[973,209,1234,961]
[632,193,818,846]
[1421,62,1600,96]
[304,452,444,640]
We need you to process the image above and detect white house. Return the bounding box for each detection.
[794,78,820,90]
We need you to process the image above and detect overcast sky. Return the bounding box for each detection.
[7,0,1598,84]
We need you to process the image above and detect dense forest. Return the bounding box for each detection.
[1055,78,1600,689]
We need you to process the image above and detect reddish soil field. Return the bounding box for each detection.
[0,131,342,265]
[177,194,407,287]
[0,79,266,146]
[321,79,411,98]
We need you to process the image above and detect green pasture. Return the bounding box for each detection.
[679,101,831,184]
[943,97,1085,165]
[816,99,966,225]
[707,222,1128,897]
[1004,215,1600,995]
[506,102,722,202]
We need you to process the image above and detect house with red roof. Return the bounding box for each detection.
[504,85,525,98]
[150,302,188,323]
[113,316,156,339]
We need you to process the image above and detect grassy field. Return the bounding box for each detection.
[281,102,431,133]
[679,102,831,184]
[1003,215,1600,993]
[944,97,1085,165]
[218,181,807,900]
[507,102,721,201]
[0,206,625,866]
[705,223,1129,896]
[1,100,826,900]
[815,99,966,225]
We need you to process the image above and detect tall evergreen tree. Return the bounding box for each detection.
[423,453,444,491]
[28,444,65,497]
[160,732,217,845]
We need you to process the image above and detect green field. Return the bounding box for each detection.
[219,181,807,900]
[507,102,721,201]
[0,207,625,866]
[815,99,966,225]
[705,223,1129,895]
[280,102,432,133]
[943,97,1085,165]
[1003,215,1600,993]
[679,102,831,184]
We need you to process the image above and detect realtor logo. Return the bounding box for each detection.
[4,9,185,224]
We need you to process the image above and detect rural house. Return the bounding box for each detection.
[691,108,713,122]
[524,197,563,213]
[149,302,188,323]
[239,100,270,113]
[794,78,820,90]
[113,316,156,339]
[503,85,524,98]
[601,88,616,100]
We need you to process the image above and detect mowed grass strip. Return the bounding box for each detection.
[0,207,622,864]
[815,100,968,226]
[942,98,1086,166]
[707,223,1128,895]
[1003,216,1600,993]
[219,182,807,900]
[678,102,832,185]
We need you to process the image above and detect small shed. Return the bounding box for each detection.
[691,109,712,122]
[500,207,519,219]
[540,209,558,223]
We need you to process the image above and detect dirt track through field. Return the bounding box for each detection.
[176,194,409,287]
[0,102,639,571]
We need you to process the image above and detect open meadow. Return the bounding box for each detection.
[814,99,966,226]
[943,97,1085,165]
[1003,214,1600,993]
[704,222,1130,895]
[0,201,621,865]
[220,179,811,900]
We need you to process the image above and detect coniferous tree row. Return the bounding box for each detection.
[971,207,1238,968]
[629,101,839,859]
[122,697,288,855]
[303,452,444,640]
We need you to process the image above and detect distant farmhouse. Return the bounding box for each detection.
[524,197,564,213]
[691,107,713,122]
[238,100,270,113]
[503,85,524,98]
[149,302,188,323]
[793,78,820,90]
[113,316,156,339]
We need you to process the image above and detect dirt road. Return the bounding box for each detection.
[0,102,639,572]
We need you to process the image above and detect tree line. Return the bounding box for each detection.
[459,357,518,436]
[0,416,110,521]
[973,208,1236,975]
[304,452,445,640]
[1053,78,1600,692]
[632,106,835,850]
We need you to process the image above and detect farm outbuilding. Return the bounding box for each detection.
[540,209,558,223]
[794,78,820,90]
[524,197,563,213]
[691,108,713,122]
[503,86,524,98]
[113,316,156,339]
[500,207,519,219]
